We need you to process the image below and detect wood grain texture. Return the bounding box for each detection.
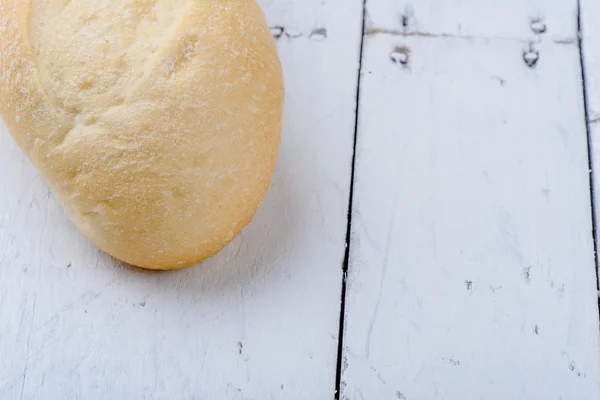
[580,0,600,295]
[0,1,363,398]
[341,1,600,399]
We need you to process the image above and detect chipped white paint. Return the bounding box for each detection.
[580,0,600,294]
[0,1,363,398]
[2,1,600,399]
[342,1,600,399]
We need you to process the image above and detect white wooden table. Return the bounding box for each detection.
[1,1,600,399]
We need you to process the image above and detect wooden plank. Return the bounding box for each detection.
[580,0,600,295]
[341,3,600,399]
[0,1,363,398]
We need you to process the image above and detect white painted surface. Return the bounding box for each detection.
[341,1,600,399]
[2,1,600,399]
[366,0,577,40]
[580,0,600,294]
[0,1,363,398]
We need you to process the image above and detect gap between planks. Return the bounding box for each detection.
[334,0,368,398]
[577,0,600,306]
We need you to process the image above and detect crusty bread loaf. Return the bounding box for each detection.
[0,0,284,269]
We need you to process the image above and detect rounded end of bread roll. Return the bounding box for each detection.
[0,0,284,269]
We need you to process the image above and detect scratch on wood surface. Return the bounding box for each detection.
[553,37,578,45]
[369,365,387,385]
[365,27,528,44]
[365,188,399,359]
[365,269,384,359]
[366,24,578,49]
[21,191,52,399]
[19,296,36,400]
[499,209,523,263]
[34,277,122,332]
[199,347,208,372]
[239,284,248,341]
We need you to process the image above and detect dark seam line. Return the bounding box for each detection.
[576,0,600,313]
[334,1,367,398]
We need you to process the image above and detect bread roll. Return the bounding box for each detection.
[0,0,284,269]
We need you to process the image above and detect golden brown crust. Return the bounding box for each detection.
[0,0,284,269]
